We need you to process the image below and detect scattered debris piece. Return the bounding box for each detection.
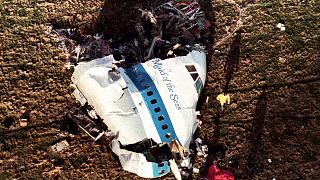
[104,131,116,141]
[267,158,272,163]
[195,138,208,157]
[216,93,231,110]
[64,62,74,70]
[139,8,158,27]
[276,23,286,31]
[19,110,30,127]
[196,119,203,128]
[51,140,69,152]
[58,130,75,138]
[170,159,182,180]
[45,25,113,66]
[207,164,235,180]
[67,107,105,141]
[193,167,200,173]
[19,119,28,127]
[206,96,210,103]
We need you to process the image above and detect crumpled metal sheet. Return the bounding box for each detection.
[46,0,210,69]
[45,26,113,67]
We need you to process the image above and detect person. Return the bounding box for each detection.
[216,93,231,111]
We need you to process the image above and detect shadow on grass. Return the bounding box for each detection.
[224,32,241,93]
[195,0,216,112]
[1,119,63,136]
[245,89,268,179]
[229,76,320,93]
[199,112,225,177]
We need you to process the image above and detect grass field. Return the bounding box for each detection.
[1,0,320,179]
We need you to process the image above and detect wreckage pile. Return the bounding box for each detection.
[46,0,210,68]
[46,1,213,179]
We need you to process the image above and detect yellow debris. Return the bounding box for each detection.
[216,93,231,110]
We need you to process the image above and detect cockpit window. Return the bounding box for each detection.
[195,77,204,93]
[185,65,196,72]
[190,73,199,81]
[185,64,203,93]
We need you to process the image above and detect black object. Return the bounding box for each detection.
[2,116,15,128]
[125,53,137,67]
[60,117,79,135]
[20,111,30,120]
[228,157,239,170]
[113,51,122,61]
[122,139,173,163]
[111,41,121,50]
[211,144,226,161]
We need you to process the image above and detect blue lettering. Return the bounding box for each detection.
[152,60,181,110]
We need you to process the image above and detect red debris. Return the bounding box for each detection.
[207,164,234,180]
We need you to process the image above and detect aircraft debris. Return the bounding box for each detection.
[58,130,75,138]
[19,119,28,127]
[51,140,69,152]
[196,118,203,129]
[195,138,208,157]
[276,23,286,31]
[104,131,116,141]
[20,111,30,127]
[170,159,182,180]
[206,96,210,103]
[139,8,158,27]
[45,25,113,67]
[67,107,105,141]
[216,93,231,111]
[60,0,212,179]
[71,54,206,176]
[47,0,210,67]
[193,167,200,173]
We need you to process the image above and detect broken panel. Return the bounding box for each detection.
[68,108,104,141]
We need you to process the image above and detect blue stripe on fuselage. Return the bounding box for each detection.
[125,64,180,143]
[152,161,170,177]
[126,63,181,177]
